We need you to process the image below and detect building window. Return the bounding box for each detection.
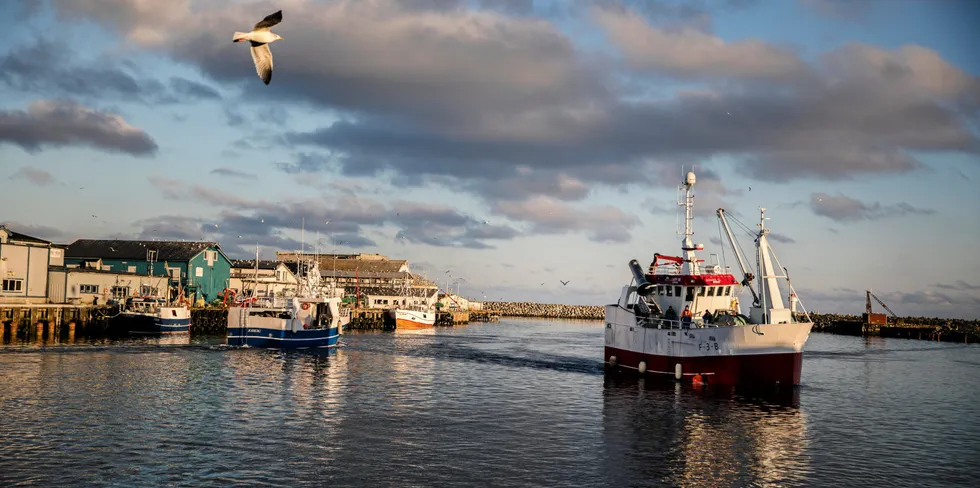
[80,284,99,294]
[2,279,24,292]
[140,286,158,296]
[111,286,129,299]
[128,266,137,273]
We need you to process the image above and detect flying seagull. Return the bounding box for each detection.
[560,280,570,286]
[233,10,284,85]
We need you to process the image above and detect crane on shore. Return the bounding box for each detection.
[865,289,899,332]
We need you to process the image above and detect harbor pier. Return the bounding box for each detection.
[0,304,119,343]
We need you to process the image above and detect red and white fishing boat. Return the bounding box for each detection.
[604,171,813,386]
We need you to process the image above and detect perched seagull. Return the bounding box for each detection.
[233,10,284,85]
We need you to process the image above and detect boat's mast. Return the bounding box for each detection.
[252,244,258,308]
[754,208,786,322]
[677,171,700,275]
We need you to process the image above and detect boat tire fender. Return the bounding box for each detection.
[638,361,647,374]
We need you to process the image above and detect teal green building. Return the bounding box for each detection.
[64,240,232,303]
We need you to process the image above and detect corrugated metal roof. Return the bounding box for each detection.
[47,266,157,277]
[65,239,220,261]
[344,285,438,298]
[277,253,408,273]
[231,259,280,270]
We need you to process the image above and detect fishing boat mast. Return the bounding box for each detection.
[676,171,703,275]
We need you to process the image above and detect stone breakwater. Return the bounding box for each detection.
[483,302,604,320]
[798,312,979,342]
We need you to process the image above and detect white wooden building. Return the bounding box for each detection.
[229,260,299,299]
[438,294,483,311]
[350,286,439,309]
[0,225,54,304]
[48,268,169,305]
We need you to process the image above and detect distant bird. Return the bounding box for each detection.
[233,10,284,85]
[560,280,569,286]
[482,220,490,225]
[109,247,116,252]
[540,282,545,286]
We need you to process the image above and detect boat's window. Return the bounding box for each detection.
[658,285,665,295]
[666,286,673,296]
[685,287,695,301]
[725,286,732,296]
[674,286,681,297]
[172,310,177,317]
[707,287,716,297]
[697,287,705,297]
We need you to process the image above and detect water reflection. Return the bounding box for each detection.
[601,375,809,487]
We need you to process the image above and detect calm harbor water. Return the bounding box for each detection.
[1,319,978,487]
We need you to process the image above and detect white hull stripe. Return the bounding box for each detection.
[227,334,340,341]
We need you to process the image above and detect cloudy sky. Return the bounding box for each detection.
[1,0,978,318]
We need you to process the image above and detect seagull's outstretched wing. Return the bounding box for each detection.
[250,43,274,85]
[253,10,282,31]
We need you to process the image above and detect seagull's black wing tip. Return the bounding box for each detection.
[254,10,283,29]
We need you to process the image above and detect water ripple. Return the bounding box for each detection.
[1,322,977,487]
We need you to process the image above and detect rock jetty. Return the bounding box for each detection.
[482,302,604,320]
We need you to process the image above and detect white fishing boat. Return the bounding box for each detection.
[226,252,349,349]
[604,171,813,386]
[121,296,191,335]
[383,272,437,329]
[120,266,191,335]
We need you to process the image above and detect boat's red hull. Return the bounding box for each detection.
[604,346,803,386]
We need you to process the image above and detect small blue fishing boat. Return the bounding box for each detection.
[226,296,347,349]
[226,253,349,349]
[122,297,192,335]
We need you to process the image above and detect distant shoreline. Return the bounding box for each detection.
[481,302,603,320]
[482,302,980,326]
